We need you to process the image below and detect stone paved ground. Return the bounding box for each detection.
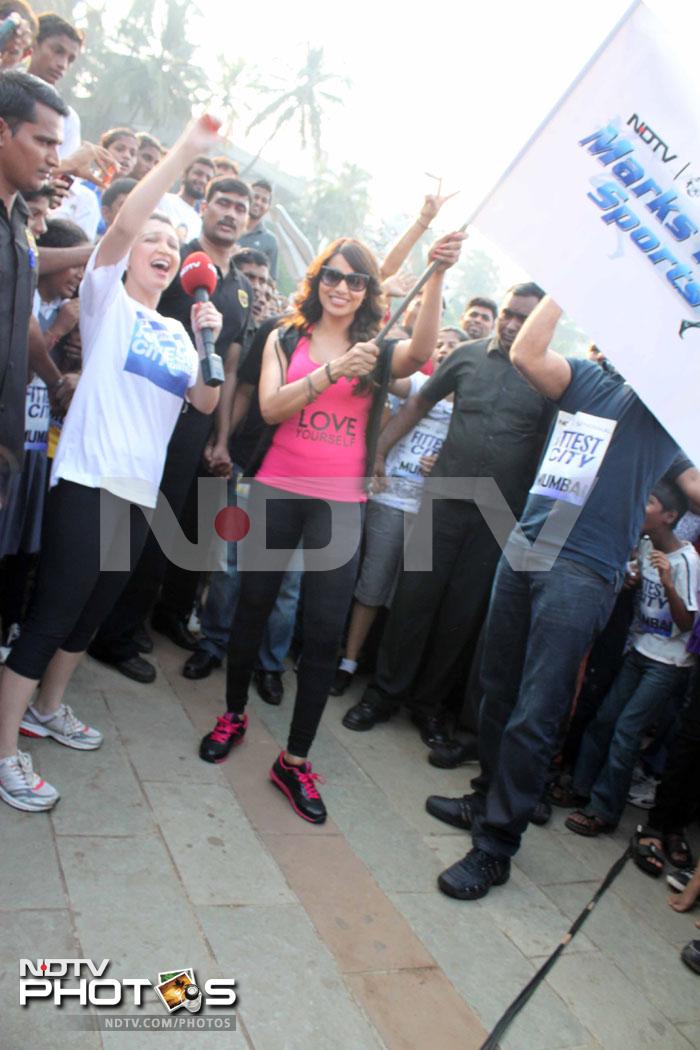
[3,635,699,1050]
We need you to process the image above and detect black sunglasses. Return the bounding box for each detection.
[319,266,370,293]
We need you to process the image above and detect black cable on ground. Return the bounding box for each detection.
[478,842,632,1050]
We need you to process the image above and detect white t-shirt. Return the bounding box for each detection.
[58,105,81,160]
[50,247,199,507]
[633,540,700,667]
[52,179,101,241]
[157,193,201,243]
[373,373,453,515]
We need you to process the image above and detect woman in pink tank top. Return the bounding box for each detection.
[199,232,464,823]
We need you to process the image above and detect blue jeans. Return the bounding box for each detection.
[198,474,301,670]
[573,647,690,824]
[471,553,621,859]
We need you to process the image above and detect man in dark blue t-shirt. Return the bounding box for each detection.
[427,296,700,900]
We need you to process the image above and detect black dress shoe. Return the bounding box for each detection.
[151,609,198,650]
[183,650,222,680]
[681,940,700,975]
[133,623,153,654]
[410,711,453,748]
[438,847,511,900]
[531,798,552,826]
[428,736,479,768]
[112,655,156,684]
[330,668,354,696]
[342,696,395,731]
[425,793,478,830]
[254,669,283,705]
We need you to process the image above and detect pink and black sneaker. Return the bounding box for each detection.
[269,752,327,824]
[199,712,248,763]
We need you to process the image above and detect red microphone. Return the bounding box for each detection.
[180,251,224,387]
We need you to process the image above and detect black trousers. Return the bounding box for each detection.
[361,498,501,717]
[7,481,150,680]
[90,406,212,662]
[226,483,362,757]
[649,669,700,834]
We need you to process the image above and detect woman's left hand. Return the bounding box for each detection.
[191,301,223,346]
[428,230,467,272]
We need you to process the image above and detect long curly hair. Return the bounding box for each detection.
[289,238,385,345]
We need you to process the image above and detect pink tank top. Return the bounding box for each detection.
[257,336,371,502]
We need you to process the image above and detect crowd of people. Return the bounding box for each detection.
[0,4,698,976]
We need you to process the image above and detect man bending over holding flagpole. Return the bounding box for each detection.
[426,294,700,901]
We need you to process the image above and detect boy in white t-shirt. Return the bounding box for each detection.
[566,479,699,835]
[0,115,225,814]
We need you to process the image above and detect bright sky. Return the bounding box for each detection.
[197,0,700,230]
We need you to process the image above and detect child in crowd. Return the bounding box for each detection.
[562,479,699,836]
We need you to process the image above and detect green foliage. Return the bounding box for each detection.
[442,247,503,324]
[286,162,372,250]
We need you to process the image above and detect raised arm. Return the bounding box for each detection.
[96,116,221,269]
[390,232,465,378]
[38,243,93,276]
[374,394,432,479]
[509,295,572,399]
[380,190,457,280]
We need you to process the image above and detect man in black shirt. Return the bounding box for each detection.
[343,285,552,754]
[0,71,67,503]
[89,176,253,681]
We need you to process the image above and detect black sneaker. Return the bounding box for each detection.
[410,711,453,748]
[437,847,511,900]
[428,736,479,768]
[668,867,695,893]
[254,669,283,705]
[681,940,700,975]
[531,798,552,826]
[199,712,248,764]
[330,668,354,696]
[269,752,327,824]
[342,696,395,731]
[425,793,478,830]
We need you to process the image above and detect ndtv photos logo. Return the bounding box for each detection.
[19,959,236,1014]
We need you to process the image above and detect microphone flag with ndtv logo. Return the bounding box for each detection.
[469,1,700,467]
[180,252,218,296]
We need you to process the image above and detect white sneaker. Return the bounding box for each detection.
[0,621,20,665]
[0,750,59,811]
[20,703,103,750]
[627,772,659,809]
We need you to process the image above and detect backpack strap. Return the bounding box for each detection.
[241,324,302,478]
[363,339,396,485]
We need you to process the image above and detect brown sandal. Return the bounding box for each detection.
[565,810,615,837]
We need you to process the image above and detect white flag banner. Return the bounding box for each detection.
[471,1,700,465]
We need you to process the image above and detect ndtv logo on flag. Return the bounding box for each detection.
[19,959,236,1011]
[626,113,679,165]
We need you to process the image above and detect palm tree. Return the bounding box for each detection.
[245,45,347,171]
[55,0,210,142]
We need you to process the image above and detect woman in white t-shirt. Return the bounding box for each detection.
[0,116,224,813]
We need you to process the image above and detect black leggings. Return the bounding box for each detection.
[7,481,151,680]
[226,483,363,757]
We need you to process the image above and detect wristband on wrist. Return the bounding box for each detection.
[49,375,66,392]
[416,217,431,230]
[305,374,320,403]
[325,361,337,384]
